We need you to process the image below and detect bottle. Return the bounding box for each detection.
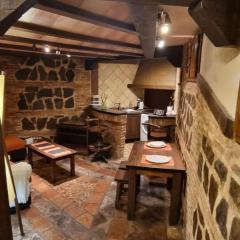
[136,98,141,109]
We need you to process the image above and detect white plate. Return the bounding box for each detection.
[147,141,167,148]
[146,155,171,164]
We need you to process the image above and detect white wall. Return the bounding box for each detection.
[200,35,240,119]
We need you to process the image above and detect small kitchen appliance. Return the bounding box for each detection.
[137,98,144,110]
[90,95,101,107]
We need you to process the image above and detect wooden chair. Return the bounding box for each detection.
[143,122,169,140]
[114,161,143,209]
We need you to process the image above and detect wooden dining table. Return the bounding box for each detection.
[127,141,186,225]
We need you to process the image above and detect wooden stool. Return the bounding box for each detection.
[114,169,128,209]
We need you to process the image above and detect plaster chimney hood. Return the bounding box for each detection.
[128,58,177,90]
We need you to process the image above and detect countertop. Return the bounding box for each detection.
[91,107,176,118]
[91,106,142,115]
[148,114,176,118]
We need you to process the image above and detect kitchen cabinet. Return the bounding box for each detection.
[126,114,140,140]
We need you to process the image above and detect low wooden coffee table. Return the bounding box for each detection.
[28,141,78,183]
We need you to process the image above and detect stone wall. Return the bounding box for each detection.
[0,55,91,138]
[177,82,240,240]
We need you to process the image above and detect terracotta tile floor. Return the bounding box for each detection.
[12,143,183,240]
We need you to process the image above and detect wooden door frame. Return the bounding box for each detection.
[235,82,240,143]
[0,121,13,239]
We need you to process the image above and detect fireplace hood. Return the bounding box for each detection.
[128,58,177,90]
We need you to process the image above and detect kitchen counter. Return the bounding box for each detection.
[91,106,142,115]
[91,107,127,158]
[148,114,176,118]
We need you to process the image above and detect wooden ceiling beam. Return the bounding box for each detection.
[101,0,193,7]
[13,21,141,49]
[129,3,158,58]
[0,0,39,36]
[36,0,136,34]
[1,35,143,57]
[0,42,116,59]
[189,0,240,47]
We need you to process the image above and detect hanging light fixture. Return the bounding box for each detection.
[66,53,71,58]
[156,10,171,49]
[159,11,171,35]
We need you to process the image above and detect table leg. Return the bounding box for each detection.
[169,172,183,225]
[28,148,33,167]
[127,169,137,220]
[51,160,56,183]
[70,155,75,176]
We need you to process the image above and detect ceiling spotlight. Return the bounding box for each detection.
[160,24,170,34]
[159,11,171,35]
[66,53,71,58]
[56,48,61,55]
[157,39,165,48]
[44,45,50,53]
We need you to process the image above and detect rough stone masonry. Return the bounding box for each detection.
[177,82,240,240]
[1,55,91,138]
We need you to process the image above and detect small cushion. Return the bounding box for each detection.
[5,135,26,152]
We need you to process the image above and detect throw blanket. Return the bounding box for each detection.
[9,162,32,207]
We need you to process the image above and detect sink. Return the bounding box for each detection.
[125,109,135,112]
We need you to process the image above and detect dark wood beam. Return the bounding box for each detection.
[198,74,234,138]
[0,48,114,61]
[129,3,158,58]
[102,0,193,7]
[97,56,142,63]
[1,35,143,57]
[13,22,142,50]
[0,0,39,36]
[36,0,136,34]
[0,43,116,59]
[189,0,240,47]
